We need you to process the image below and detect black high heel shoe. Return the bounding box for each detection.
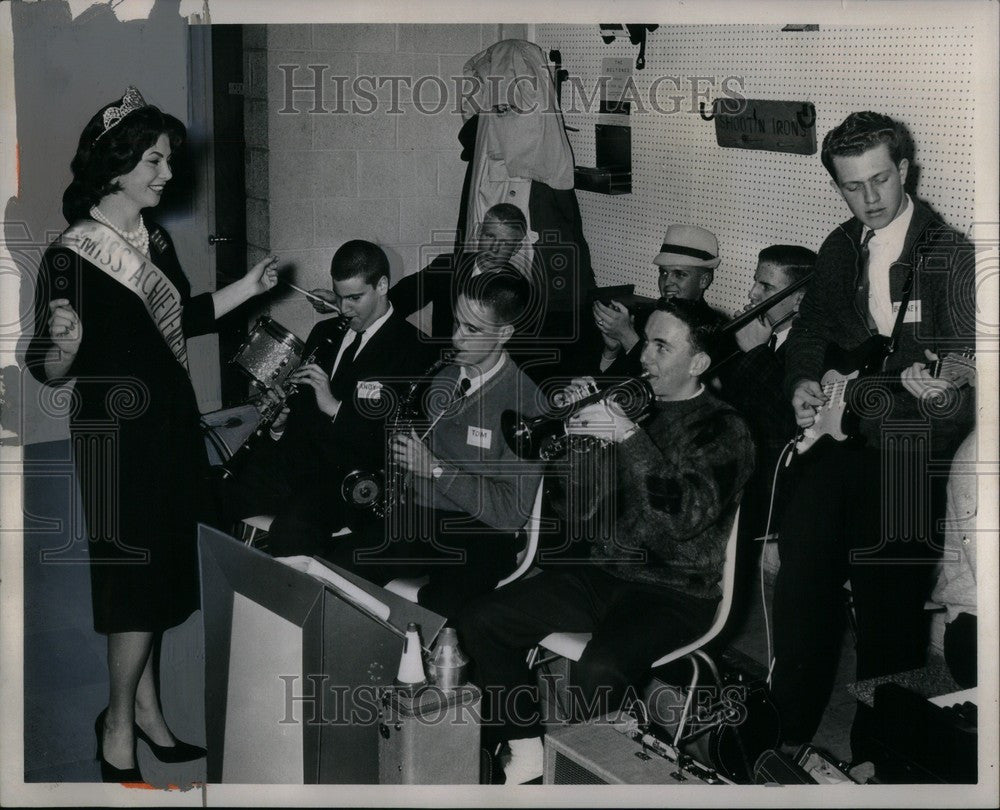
[134,724,206,763]
[95,709,143,783]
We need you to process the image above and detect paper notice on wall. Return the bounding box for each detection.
[601,57,633,115]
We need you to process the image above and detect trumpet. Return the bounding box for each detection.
[501,372,653,461]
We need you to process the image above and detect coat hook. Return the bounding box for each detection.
[796,103,816,129]
[700,101,716,121]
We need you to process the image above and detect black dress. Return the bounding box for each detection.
[27,219,218,633]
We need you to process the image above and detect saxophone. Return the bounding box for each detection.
[340,352,454,517]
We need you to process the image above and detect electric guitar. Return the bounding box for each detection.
[795,339,976,455]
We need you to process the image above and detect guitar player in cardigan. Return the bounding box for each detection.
[772,112,977,750]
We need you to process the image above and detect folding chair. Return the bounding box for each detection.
[384,477,546,602]
[527,507,741,746]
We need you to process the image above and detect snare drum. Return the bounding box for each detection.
[232,316,305,389]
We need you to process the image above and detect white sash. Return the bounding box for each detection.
[58,219,189,371]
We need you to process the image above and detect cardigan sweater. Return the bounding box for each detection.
[785,198,975,454]
[413,354,543,531]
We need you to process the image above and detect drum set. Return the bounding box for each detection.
[201,315,341,473]
[232,316,307,392]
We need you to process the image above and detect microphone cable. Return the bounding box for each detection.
[761,436,799,688]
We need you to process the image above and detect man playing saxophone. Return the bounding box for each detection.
[323,269,544,618]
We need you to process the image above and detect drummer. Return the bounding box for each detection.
[221,240,436,556]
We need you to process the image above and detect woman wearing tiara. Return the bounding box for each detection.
[27,88,279,782]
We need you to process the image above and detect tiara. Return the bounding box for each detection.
[94,86,148,143]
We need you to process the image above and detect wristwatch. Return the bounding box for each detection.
[431,464,444,480]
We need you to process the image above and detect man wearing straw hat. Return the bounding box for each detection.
[590,223,728,378]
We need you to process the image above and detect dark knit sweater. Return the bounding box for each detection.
[555,389,755,600]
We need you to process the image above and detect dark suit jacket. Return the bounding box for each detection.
[720,339,797,540]
[785,197,974,453]
[388,250,485,341]
[280,312,439,484]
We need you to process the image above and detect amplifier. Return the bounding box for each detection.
[543,720,729,786]
[378,685,481,784]
[852,683,977,784]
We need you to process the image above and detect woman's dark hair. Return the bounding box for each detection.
[61,101,186,224]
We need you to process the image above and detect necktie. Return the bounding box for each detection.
[855,230,877,330]
[329,330,365,400]
[421,377,472,441]
[767,332,778,352]
[453,377,472,406]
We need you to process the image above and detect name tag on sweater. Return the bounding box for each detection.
[892,299,922,323]
[356,380,382,400]
[467,426,492,449]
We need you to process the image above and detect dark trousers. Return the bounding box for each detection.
[320,507,518,619]
[771,440,945,743]
[944,612,977,689]
[456,567,718,748]
[217,437,352,557]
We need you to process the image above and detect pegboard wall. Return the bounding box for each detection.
[533,24,979,315]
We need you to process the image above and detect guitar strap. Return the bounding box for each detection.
[882,256,920,365]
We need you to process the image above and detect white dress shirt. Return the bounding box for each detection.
[329,303,395,377]
[865,195,914,336]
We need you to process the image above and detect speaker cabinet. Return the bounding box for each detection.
[544,722,719,786]
[377,686,481,784]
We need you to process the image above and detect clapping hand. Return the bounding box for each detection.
[593,300,639,352]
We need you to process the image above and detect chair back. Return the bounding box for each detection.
[651,506,741,668]
[386,476,544,601]
[495,476,545,588]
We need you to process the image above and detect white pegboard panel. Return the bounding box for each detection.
[534,24,978,316]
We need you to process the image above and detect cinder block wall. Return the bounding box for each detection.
[244,23,525,341]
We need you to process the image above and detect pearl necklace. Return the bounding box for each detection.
[89,205,150,255]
